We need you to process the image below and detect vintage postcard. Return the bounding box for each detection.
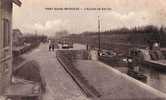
[0,0,166,100]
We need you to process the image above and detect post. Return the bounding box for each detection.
[98,16,101,56]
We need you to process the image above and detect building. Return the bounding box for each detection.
[1,1,44,100]
[0,0,21,95]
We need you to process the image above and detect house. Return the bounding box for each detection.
[0,0,22,96]
[1,1,45,100]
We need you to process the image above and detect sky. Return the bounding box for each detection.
[13,0,166,36]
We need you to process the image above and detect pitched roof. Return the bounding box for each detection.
[12,0,22,7]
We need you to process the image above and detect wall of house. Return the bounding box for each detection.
[0,0,13,94]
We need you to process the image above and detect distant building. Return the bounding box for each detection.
[12,29,24,47]
[0,0,21,95]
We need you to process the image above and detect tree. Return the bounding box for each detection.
[55,30,69,39]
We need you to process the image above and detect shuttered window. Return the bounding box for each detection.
[3,19,10,47]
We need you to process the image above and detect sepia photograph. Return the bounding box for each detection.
[1,0,166,100]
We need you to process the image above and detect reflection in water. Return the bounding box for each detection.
[115,65,166,94]
[99,55,166,94]
[141,66,166,94]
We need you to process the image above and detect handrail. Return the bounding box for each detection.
[0,46,12,63]
[0,55,12,63]
[0,47,10,52]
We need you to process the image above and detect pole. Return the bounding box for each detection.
[98,16,101,55]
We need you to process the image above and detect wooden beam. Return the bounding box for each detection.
[12,0,22,7]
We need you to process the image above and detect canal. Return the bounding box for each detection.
[70,45,166,95]
[113,64,166,94]
[99,56,166,95]
[141,66,166,94]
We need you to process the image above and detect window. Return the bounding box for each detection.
[3,19,10,47]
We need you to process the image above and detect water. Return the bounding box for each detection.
[141,66,166,94]
[115,65,166,94]
[98,50,166,94]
